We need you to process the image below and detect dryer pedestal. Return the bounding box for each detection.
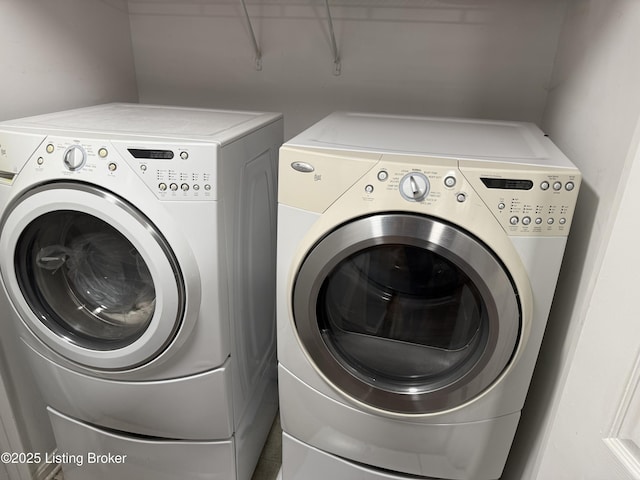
[283,433,421,480]
[279,365,521,480]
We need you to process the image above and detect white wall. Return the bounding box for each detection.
[503,1,640,478]
[0,0,137,476]
[0,0,138,121]
[129,0,568,139]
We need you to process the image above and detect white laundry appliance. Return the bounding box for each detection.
[0,103,283,480]
[276,112,581,479]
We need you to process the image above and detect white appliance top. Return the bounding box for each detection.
[286,112,575,169]
[0,103,282,145]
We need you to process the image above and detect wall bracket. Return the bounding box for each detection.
[240,0,262,71]
[324,0,341,75]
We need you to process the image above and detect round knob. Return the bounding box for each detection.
[63,145,87,171]
[399,172,430,202]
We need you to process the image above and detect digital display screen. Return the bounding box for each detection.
[481,178,533,190]
[128,149,174,160]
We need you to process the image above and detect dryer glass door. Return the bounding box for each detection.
[293,213,520,413]
[0,183,186,370]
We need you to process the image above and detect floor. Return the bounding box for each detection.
[251,414,283,480]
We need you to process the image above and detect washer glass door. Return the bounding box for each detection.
[16,210,156,349]
[0,183,185,370]
[293,213,520,413]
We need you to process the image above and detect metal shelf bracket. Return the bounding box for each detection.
[240,0,262,71]
[324,0,341,75]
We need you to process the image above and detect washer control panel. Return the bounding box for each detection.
[114,142,217,200]
[30,137,218,201]
[34,138,121,178]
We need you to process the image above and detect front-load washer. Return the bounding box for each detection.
[276,112,581,480]
[0,103,283,480]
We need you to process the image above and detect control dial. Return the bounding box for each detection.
[399,172,430,202]
[63,145,87,171]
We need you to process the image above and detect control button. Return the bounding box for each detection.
[193,184,200,191]
[181,183,189,191]
[365,184,374,194]
[456,193,467,203]
[510,216,519,225]
[204,184,212,191]
[170,183,178,191]
[565,181,575,191]
[108,163,117,172]
[522,216,532,226]
[498,202,506,210]
[63,145,87,171]
[553,181,562,191]
[46,144,55,154]
[400,172,430,202]
[180,151,189,160]
[37,157,44,165]
[535,217,543,225]
[444,176,456,188]
[377,170,389,182]
[540,181,550,191]
[98,148,108,158]
[159,183,167,191]
[140,164,147,172]
[547,218,555,225]
[559,217,567,225]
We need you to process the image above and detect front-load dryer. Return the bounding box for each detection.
[0,103,283,480]
[276,112,581,480]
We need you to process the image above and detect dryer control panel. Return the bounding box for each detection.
[349,155,581,237]
[458,160,581,237]
[280,146,581,238]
